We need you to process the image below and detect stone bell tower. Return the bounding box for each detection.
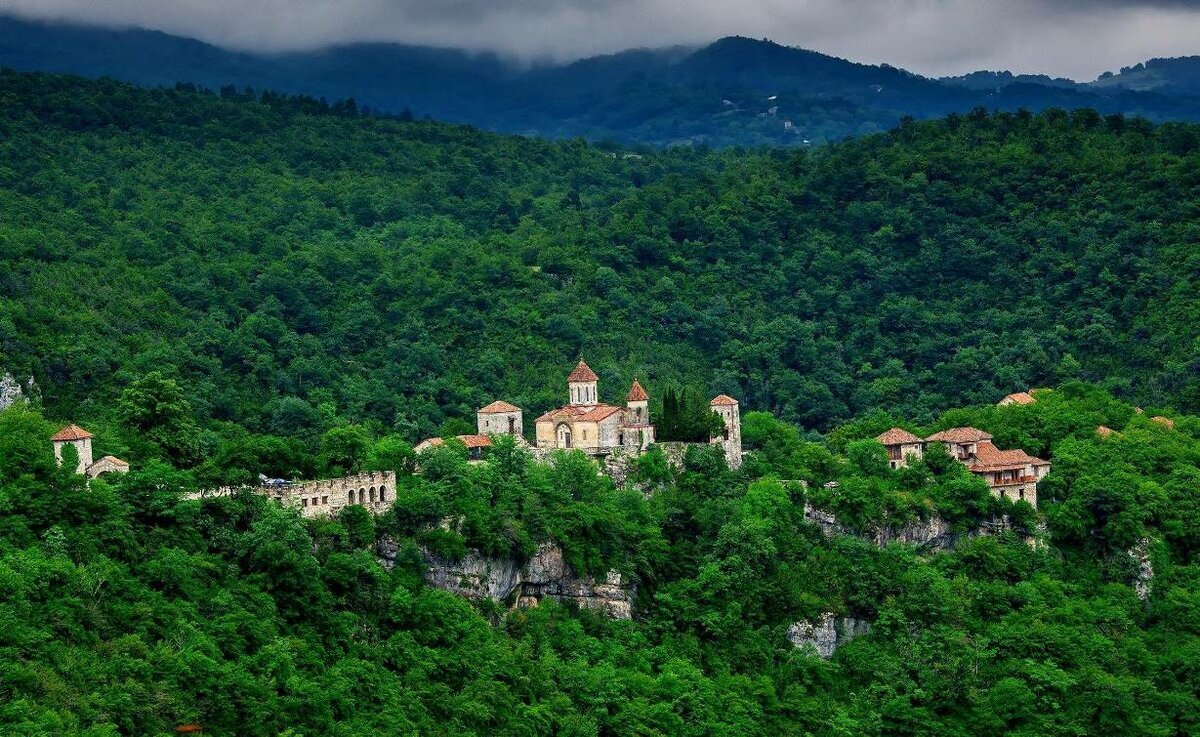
[51,424,94,475]
[709,395,742,469]
[567,360,599,406]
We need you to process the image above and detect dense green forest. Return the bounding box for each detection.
[2,383,1199,735]
[2,70,1199,465]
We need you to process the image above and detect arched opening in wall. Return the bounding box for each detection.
[618,432,624,446]
[723,427,730,440]
[359,487,366,503]
[508,416,516,434]
[379,486,386,502]
[556,423,572,448]
[369,487,376,502]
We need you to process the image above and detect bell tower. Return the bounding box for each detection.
[567,360,599,406]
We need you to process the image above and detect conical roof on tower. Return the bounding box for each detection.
[627,379,648,402]
[567,360,599,382]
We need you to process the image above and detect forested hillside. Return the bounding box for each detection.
[3,381,1200,735]
[2,70,1198,465]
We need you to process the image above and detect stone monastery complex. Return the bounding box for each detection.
[49,424,129,479]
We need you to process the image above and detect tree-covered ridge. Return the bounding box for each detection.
[2,383,1199,735]
[2,70,1200,450]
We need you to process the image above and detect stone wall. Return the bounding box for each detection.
[190,470,397,519]
[379,540,636,619]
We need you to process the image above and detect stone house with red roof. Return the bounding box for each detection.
[875,425,1048,506]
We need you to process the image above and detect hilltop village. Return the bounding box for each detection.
[45,367,1075,518]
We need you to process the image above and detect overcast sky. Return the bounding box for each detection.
[2,0,1198,79]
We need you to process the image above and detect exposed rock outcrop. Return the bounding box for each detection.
[787,613,871,658]
[803,505,1008,552]
[379,539,636,619]
[1131,538,1154,601]
[0,373,29,411]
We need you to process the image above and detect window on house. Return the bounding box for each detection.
[322,496,328,505]
[508,417,516,434]
[379,486,386,502]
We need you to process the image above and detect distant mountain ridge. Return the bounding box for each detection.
[1,15,1199,145]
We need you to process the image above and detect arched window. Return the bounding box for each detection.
[348,489,356,505]
[369,487,376,502]
[378,486,387,502]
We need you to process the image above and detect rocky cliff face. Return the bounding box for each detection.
[803,505,1003,552]
[1131,538,1154,601]
[787,613,871,658]
[378,540,635,619]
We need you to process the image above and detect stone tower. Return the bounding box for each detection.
[626,379,649,426]
[51,424,94,474]
[709,395,742,469]
[567,360,599,406]
[477,400,524,438]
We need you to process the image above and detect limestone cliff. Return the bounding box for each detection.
[378,539,635,619]
[787,613,871,658]
[803,504,1009,552]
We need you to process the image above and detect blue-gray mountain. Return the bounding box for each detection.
[2,15,1199,145]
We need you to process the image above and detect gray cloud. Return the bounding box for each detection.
[1,0,1198,79]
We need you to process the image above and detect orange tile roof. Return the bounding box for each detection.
[969,441,1047,471]
[927,427,993,443]
[876,428,923,445]
[456,434,493,449]
[1151,416,1176,429]
[567,360,599,382]
[710,394,738,406]
[478,400,521,414]
[1096,425,1118,438]
[92,455,130,468]
[50,424,93,441]
[626,379,648,402]
[536,404,625,423]
[1000,391,1037,405]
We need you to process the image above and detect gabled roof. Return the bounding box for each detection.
[926,427,993,443]
[536,403,625,424]
[478,400,521,414]
[416,434,493,451]
[456,434,493,449]
[876,428,923,445]
[567,360,599,382]
[90,455,129,469]
[969,441,1048,471]
[627,379,648,402]
[710,394,739,406]
[1151,416,1176,429]
[51,424,93,441]
[1000,391,1037,406]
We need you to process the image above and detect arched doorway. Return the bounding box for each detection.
[556,423,572,448]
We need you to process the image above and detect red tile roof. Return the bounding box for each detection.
[92,455,130,468]
[1096,425,1118,438]
[536,404,625,423]
[1151,416,1176,429]
[50,424,93,441]
[710,394,738,406]
[1000,391,1037,406]
[927,427,993,443]
[456,434,493,449]
[567,360,599,382]
[876,428,923,445]
[969,441,1047,471]
[626,379,648,402]
[478,400,521,414]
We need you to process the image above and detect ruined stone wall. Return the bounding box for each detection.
[189,470,397,519]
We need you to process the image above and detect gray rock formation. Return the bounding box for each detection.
[1131,538,1154,601]
[380,539,636,619]
[787,613,871,658]
[0,373,27,411]
[803,504,1004,552]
